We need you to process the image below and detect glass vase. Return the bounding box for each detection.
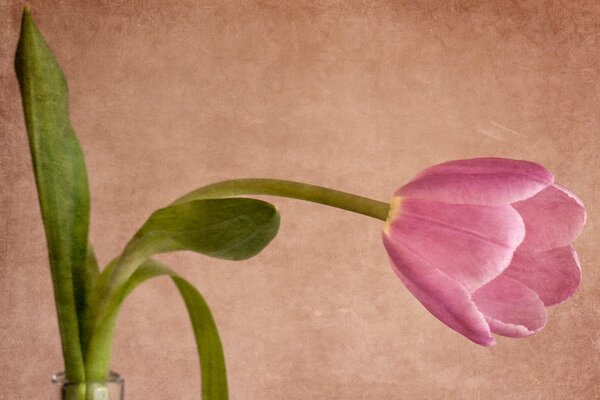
[52,371,124,400]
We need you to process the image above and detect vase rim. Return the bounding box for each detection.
[52,371,123,385]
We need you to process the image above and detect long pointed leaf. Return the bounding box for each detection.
[15,7,91,381]
[86,259,228,399]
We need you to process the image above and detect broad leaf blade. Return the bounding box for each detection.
[86,259,228,399]
[133,198,280,260]
[15,8,91,380]
[110,198,280,287]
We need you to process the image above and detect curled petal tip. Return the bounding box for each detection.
[478,336,497,347]
[472,276,548,339]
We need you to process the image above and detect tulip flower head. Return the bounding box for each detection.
[382,158,585,346]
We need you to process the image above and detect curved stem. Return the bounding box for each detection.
[173,178,390,221]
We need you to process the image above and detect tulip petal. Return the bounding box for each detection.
[512,183,586,252]
[473,275,547,338]
[503,245,581,306]
[397,158,553,205]
[383,233,495,346]
[385,198,525,291]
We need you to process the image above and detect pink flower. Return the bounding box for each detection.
[382,158,585,346]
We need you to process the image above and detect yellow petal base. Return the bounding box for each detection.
[383,196,403,235]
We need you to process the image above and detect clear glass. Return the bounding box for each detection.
[52,371,124,400]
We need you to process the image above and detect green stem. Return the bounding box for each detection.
[85,179,388,384]
[62,382,110,400]
[173,179,390,221]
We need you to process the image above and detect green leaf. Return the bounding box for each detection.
[172,276,227,399]
[15,7,91,381]
[110,198,280,288]
[87,196,278,389]
[86,259,228,399]
[88,197,276,390]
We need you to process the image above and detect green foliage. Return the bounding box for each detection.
[16,7,278,399]
[85,259,228,399]
[15,7,91,382]
[85,197,279,385]
[110,198,280,288]
[133,198,280,261]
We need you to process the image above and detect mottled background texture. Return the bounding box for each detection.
[1,1,599,399]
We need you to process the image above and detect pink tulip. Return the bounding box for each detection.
[382,158,585,345]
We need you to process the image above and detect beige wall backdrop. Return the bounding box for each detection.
[1,1,599,399]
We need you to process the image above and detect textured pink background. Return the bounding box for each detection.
[1,1,599,399]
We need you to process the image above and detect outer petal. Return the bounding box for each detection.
[385,198,525,292]
[503,245,581,306]
[383,233,495,346]
[512,183,586,252]
[396,158,553,206]
[473,275,547,338]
